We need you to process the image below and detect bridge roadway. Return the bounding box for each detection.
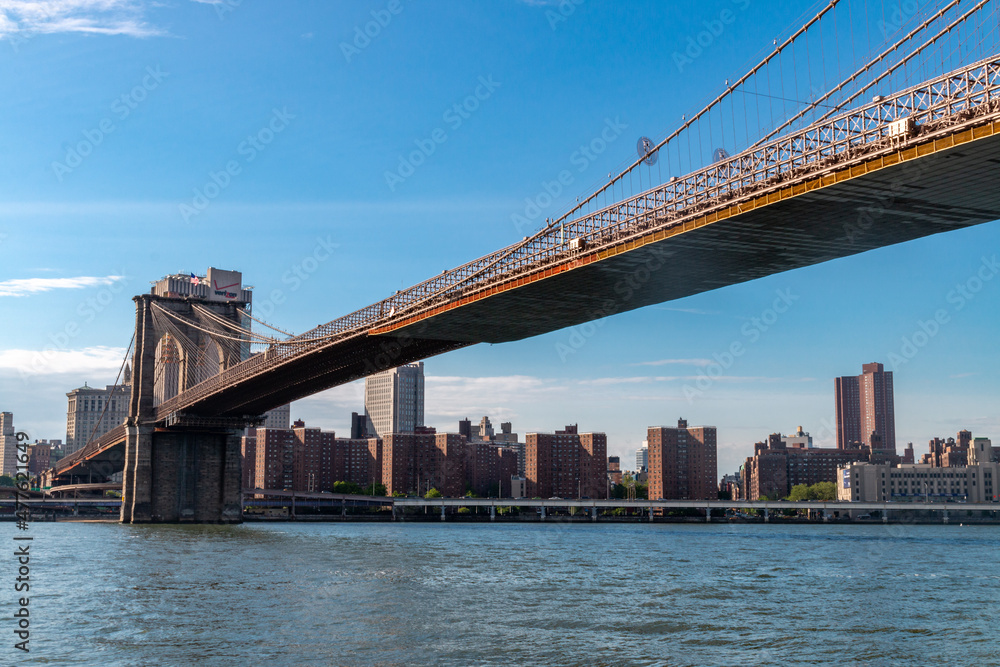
[5,493,999,522]
[49,58,1000,485]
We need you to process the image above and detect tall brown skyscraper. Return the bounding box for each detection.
[835,362,895,452]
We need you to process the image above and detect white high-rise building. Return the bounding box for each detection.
[65,382,130,456]
[636,443,648,472]
[364,362,424,438]
[1,412,17,477]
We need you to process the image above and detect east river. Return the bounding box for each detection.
[7,521,1000,665]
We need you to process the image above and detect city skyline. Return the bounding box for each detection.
[0,1,999,477]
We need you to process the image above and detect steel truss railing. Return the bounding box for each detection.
[153,55,1000,422]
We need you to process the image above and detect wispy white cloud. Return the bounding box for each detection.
[579,375,817,386]
[0,275,124,297]
[0,346,127,376]
[0,0,165,39]
[630,358,712,367]
[949,372,978,379]
[425,375,566,421]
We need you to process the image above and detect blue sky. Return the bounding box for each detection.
[0,0,998,475]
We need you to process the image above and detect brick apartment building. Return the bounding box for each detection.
[919,430,979,467]
[242,420,380,492]
[525,425,607,499]
[647,419,717,501]
[835,362,896,451]
[382,428,518,497]
[740,430,900,500]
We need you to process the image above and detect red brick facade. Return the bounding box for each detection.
[647,419,718,501]
[525,425,607,499]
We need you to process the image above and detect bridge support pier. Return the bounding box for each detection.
[764,509,770,523]
[121,425,243,524]
[440,505,446,522]
[540,506,546,521]
[943,510,949,525]
[882,509,888,524]
[591,506,597,522]
[705,508,711,523]
[490,505,496,521]
[648,506,654,522]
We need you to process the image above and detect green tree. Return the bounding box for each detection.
[363,482,387,496]
[787,484,814,501]
[425,488,442,498]
[785,481,837,501]
[0,475,14,487]
[332,481,362,495]
[812,481,837,500]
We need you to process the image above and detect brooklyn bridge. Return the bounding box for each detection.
[43,0,1000,522]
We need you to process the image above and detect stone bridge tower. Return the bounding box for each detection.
[121,269,257,523]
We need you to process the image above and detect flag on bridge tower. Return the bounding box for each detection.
[189,273,199,285]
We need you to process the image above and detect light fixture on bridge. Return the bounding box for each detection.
[637,136,658,166]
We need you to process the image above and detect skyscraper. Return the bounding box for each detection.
[65,382,130,456]
[364,362,424,438]
[635,444,648,472]
[1,412,17,477]
[835,362,896,452]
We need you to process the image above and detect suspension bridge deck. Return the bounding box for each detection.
[47,58,1000,485]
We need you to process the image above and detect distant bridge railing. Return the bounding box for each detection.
[49,424,126,476]
[154,55,1000,419]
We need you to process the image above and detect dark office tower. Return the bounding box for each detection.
[458,418,472,440]
[350,412,367,440]
[835,362,896,453]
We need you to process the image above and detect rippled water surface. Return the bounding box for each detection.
[10,521,1000,665]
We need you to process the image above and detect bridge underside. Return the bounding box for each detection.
[175,335,471,419]
[380,130,1000,343]
[53,122,1000,499]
